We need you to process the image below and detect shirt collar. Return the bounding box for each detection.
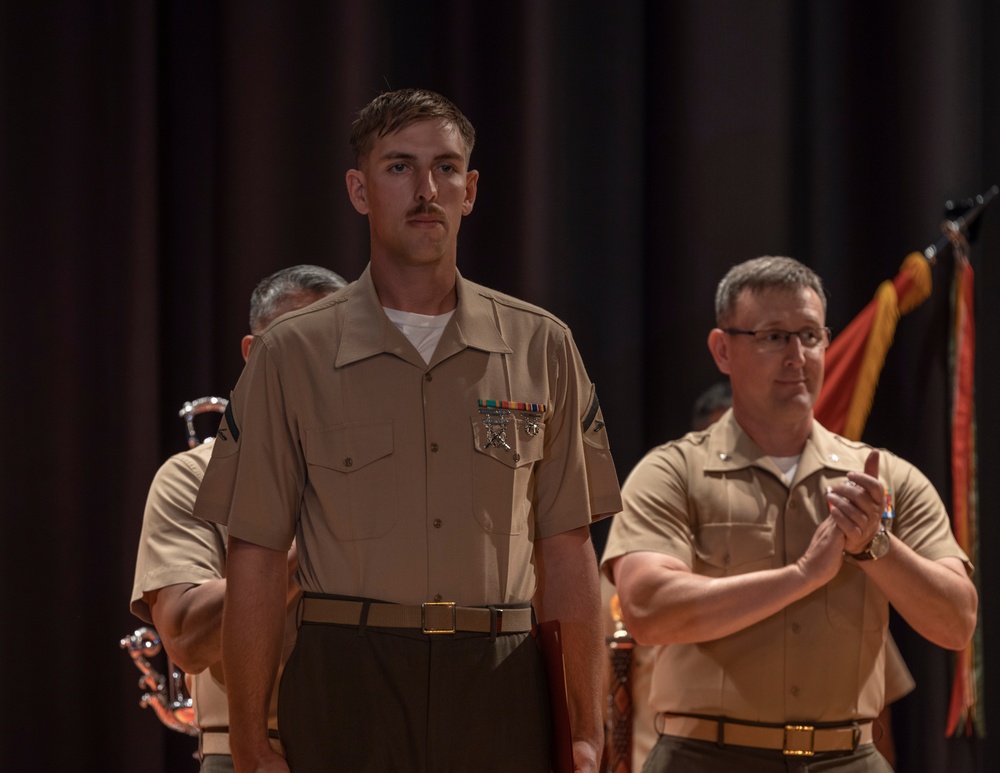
[703,410,856,483]
[335,264,512,369]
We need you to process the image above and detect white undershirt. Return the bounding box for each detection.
[383,307,455,365]
[770,454,801,485]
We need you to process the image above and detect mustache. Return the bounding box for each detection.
[407,203,447,219]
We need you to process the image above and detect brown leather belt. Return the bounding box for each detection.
[659,713,873,756]
[299,596,533,635]
[200,729,283,757]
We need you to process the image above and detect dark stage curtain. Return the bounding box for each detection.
[1,2,996,771]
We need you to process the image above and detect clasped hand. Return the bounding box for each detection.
[825,449,886,555]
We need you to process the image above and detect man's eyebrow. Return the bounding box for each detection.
[378,151,417,162]
[377,150,464,163]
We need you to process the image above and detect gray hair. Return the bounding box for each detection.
[249,264,347,333]
[714,256,827,325]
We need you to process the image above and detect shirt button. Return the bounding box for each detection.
[430,443,439,452]
[791,622,801,634]
[344,458,353,468]
[425,373,433,382]
[434,593,442,602]
[790,686,800,697]
[433,519,442,529]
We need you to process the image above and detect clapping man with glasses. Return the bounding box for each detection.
[602,256,976,771]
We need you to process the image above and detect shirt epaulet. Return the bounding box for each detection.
[828,433,873,452]
[475,287,570,330]
[256,286,351,338]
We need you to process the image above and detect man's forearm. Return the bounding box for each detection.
[860,542,977,650]
[150,579,226,674]
[614,518,846,645]
[623,562,816,644]
[557,594,604,762]
[534,526,604,765]
[224,536,288,766]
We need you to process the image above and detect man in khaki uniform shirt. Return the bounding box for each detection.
[195,89,621,773]
[131,265,346,772]
[603,256,976,771]
[600,381,733,770]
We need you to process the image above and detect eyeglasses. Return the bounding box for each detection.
[723,327,832,352]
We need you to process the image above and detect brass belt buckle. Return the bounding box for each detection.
[421,601,457,634]
[783,724,815,756]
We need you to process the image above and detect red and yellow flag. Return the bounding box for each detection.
[946,255,983,738]
[813,249,983,738]
[814,253,933,439]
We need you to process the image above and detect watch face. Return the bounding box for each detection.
[869,529,890,559]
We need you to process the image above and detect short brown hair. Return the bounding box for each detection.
[349,88,476,165]
[715,256,827,325]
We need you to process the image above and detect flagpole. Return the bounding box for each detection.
[923,185,998,263]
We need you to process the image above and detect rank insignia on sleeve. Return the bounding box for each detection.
[581,385,611,449]
[582,388,601,433]
[219,401,240,443]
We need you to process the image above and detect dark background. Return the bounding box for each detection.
[1,2,996,771]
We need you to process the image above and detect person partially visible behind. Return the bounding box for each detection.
[130,264,347,772]
[690,380,732,432]
[603,256,976,772]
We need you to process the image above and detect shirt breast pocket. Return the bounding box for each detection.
[695,523,775,576]
[470,414,545,534]
[825,565,885,631]
[304,421,397,541]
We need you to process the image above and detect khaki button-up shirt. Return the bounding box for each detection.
[196,266,621,606]
[602,411,968,722]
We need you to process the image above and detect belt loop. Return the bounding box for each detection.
[851,721,861,751]
[295,595,304,629]
[488,605,499,642]
[358,600,371,637]
[716,717,725,747]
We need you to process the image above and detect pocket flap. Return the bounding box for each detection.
[695,522,774,569]
[305,421,393,473]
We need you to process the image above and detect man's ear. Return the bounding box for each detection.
[241,335,254,363]
[462,169,479,216]
[707,328,732,375]
[345,168,369,215]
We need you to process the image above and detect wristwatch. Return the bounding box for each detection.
[848,525,890,561]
